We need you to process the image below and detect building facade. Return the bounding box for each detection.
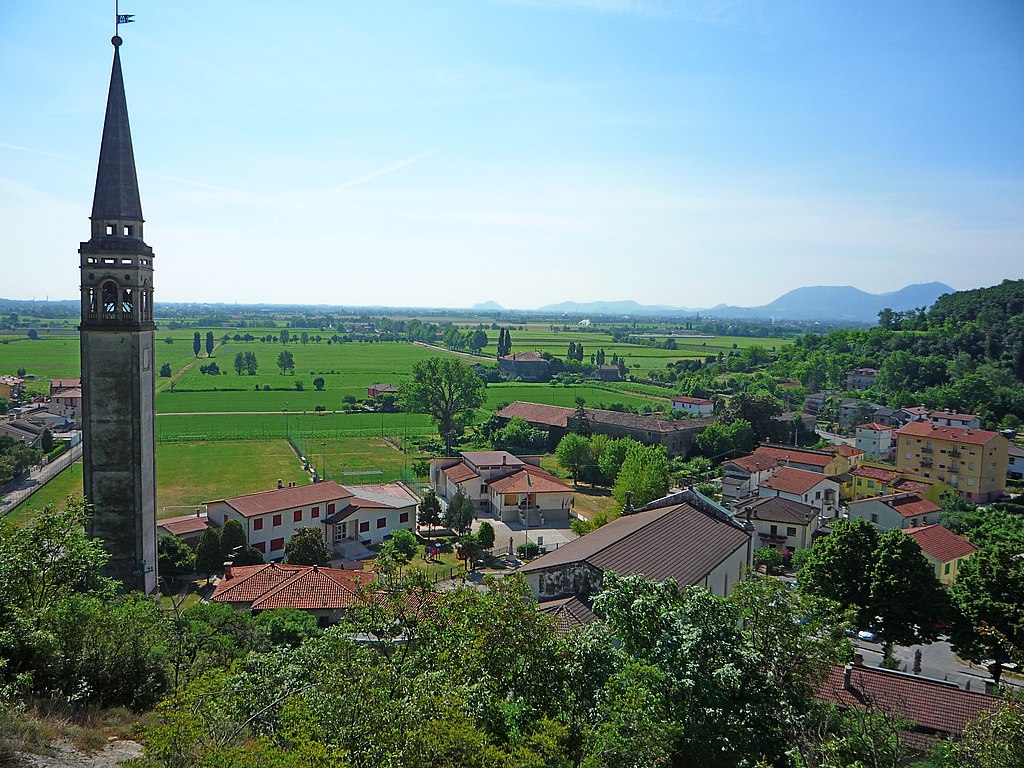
[895,421,1009,503]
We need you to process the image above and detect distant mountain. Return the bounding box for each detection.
[702,282,954,323]
[470,300,504,311]
[537,299,692,315]
[533,283,954,323]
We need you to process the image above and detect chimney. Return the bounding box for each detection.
[985,679,997,695]
[853,653,864,667]
[843,663,853,690]
[622,492,634,515]
[502,455,506,465]
[223,565,233,580]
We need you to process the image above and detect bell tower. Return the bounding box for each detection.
[79,34,157,593]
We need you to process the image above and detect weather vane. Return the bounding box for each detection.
[115,0,135,39]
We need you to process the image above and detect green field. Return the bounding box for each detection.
[6,461,85,522]
[482,383,664,411]
[288,435,428,484]
[156,411,436,441]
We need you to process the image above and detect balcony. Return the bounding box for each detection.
[921,445,933,453]
[950,448,961,458]
[920,457,933,467]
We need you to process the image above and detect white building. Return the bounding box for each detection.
[671,395,714,417]
[758,467,840,518]
[855,422,894,461]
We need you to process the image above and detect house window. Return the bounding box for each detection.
[944,562,951,575]
[815,491,821,500]
[311,507,320,519]
[770,525,778,535]
[253,518,263,531]
[294,510,303,523]
[334,524,346,542]
[400,512,409,523]
[253,542,265,553]
[359,521,370,533]
[270,537,285,551]
[870,513,879,523]
[328,503,336,514]
[787,527,797,537]
[272,514,282,527]
[123,225,133,236]
[867,480,875,488]
[376,517,387,529]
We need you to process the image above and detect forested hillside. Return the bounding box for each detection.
[768,279,1024,428]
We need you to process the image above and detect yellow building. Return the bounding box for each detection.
[903,524,978,586]
[895,422,1009,503]
[850,461,954,503]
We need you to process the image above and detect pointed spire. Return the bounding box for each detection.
[91,36,143,222]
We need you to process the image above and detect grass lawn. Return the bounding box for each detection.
[156,411,437,441]
[482,382,665,411]
[572,486,620,521]
[288,435,429,484]
[7,460,85,521]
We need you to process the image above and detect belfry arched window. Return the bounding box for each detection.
[122,288,134,319]
[101,281,118,318]
[87,287,97,316]
[141,280,151,320]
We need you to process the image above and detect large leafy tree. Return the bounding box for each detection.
[611,442,669,508]
[798,518,879,626]
[445,490,475,535]
[402,356,485,437]
[284,527,333,566]
[418,490,442,530]
[555,432,591,487]
[195,526,224,579]
[868,529,946,656]
[949,546,1024,685]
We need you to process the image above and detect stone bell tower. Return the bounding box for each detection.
[79,35,158,593]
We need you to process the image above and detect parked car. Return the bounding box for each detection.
[857,630,880,643]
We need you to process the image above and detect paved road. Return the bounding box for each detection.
[0,441,83,515]
[851,636,1022,692]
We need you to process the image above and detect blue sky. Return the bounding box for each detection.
[1,0,1022,309]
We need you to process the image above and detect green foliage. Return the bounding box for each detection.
[418,489,442,529]
[869,529,946,654]
[254,608,321,650]
[402,356,486,436]
[445,489,475,535]
[477,521,495,549]
[493,416,547,453]
[799,518,879,627]
[383,528,419,563]
[192,331,201,357]
[612,442,669,508]
[277,349,295,373]
[938,696,1024,768]
[285,527,333,566]
[516,541,540,559]
[0,433,42,485]
[718,393,786,443]
[695,418,755,459]
[220,518,247,558]
[159,362,172,377]
[157,534,196,581]
[194,526,223,577]
[555,432,592,486]
[754,545,783,574]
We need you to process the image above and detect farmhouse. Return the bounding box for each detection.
[499,351,550,382]
[845,367,879,391]
[157,511,211,548]
[519,489,752,601]
[671,395,714,416]
[367,383,399,399]
[733,496,821,554]
[496,401,712,457]
[206,481,418,561]
[429,451,574,525]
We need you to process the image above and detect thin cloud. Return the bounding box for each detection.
[329,149,439,194]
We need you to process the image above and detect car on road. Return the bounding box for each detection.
[857,630,880,643]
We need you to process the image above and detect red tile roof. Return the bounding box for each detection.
[930,411,979,422]
[891,478,931,494]
[761,467,832,495]
[444,463,480,484]
[886,493,942,518]
[208,481,352,518]
[536,596,599,634]
[735,496,819,525]
[488,466,573,494]
[896,421,1001,446]
[497,401,712,435]
[903,524,978,563]
[754,445,833,468]
[672,396,713,406]
[157,512,211,536]
[498,402,573,428]
[728,454,780,474]
[856,422,891,432]
[816,664,999,741]
[853,465,902,483]
[211,563,374,611]
[502,351,547,362]
[834,444,863,458]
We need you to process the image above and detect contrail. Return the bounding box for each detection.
[0,141,85,164]
[329,149,438,194]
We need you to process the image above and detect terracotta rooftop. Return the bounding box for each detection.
[852,492,941,519]
[52,387,82,399]
[208,481,352,518]
[903,524,978,563]
[444,463,480,484]
[211,563,374,611]
[896,421,1001,447]
[852,465,902,483]
[50,377,82,391]
[727,454,780,474]
[157,512,211,536]
[834,444,863,458]
[520,492,749,587]
[497,401,713,435]
[1007,443,1024,458]
[324,483,419,523]
[536,596,600,634]
[856,422,892,432]
[488,465,573,495]
[760,467,831,495]
[502,351,547,362]
[816,663,999,742]
[930,411,979,422]
[735,496,819,526]
[753,444,833,468]
[891,478,932,494]
[672,395,713,406]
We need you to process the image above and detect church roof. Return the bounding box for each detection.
[92,38,143,221]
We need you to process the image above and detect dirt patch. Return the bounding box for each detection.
[18,738,143,768]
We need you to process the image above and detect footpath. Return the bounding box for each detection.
[0,442,83,516]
